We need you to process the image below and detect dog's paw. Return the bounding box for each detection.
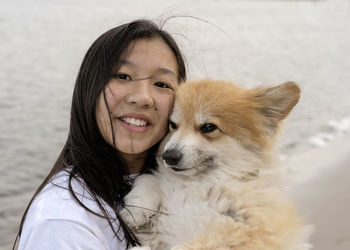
[120,173,161,229]
[120,206,154,229]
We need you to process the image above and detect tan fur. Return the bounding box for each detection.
[176,79,300,148]
[172,184,306,250]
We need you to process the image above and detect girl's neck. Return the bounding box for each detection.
[119,151,148,174]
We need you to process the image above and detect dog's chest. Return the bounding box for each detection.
[153,181,224,247]
[159,176,210,209]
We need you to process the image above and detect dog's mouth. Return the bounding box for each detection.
[169,156,215,173]
[170,166,194,172]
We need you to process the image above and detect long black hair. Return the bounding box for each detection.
[14,19,186,249]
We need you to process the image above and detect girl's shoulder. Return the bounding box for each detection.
[24,170,101,227]
[19,170,126,250]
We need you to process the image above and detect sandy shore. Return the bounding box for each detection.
[283,133,350,250]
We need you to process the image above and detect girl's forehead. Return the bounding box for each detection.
[120,38,179,77]
[125,38,173,60]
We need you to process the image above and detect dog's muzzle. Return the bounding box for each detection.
[162,149,182,166]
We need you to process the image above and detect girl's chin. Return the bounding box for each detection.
[114,137,164,156]
[116,146,150,157]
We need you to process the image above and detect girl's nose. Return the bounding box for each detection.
[126,80,154,108]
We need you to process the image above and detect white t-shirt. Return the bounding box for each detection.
[18,170,127,250]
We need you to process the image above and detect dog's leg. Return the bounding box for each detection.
[120,174,162,229]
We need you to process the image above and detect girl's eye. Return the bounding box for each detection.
[154,81,171,89]
[113,73,131,80]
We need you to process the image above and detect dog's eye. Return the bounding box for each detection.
[200,123,218,134]
[169,121,177,130]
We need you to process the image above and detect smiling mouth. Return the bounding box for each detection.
[118,117,150,127]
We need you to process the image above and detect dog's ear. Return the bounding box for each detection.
[254,82,300,123]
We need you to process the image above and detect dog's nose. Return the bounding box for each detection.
[162,149,182,166]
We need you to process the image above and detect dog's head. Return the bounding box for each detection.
[159,80,300,177]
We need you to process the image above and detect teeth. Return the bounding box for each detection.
[120,117,147,127]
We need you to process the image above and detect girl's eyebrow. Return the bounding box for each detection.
[156,68,177,78]
[120,59,135,67]
[120,60,177,78]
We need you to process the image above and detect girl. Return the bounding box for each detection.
[15,19,186,250]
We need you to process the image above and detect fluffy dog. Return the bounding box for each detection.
[121,80,312,250]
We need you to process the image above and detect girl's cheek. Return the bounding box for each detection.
[96,100,113,144]
[168,95,176,116]
[161,95,175,120]
[105,81,127,100]
[105,87,120,101]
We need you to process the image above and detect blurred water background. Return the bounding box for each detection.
[1,0,350,249]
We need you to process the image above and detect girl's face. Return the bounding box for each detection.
[96,38,179,157]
